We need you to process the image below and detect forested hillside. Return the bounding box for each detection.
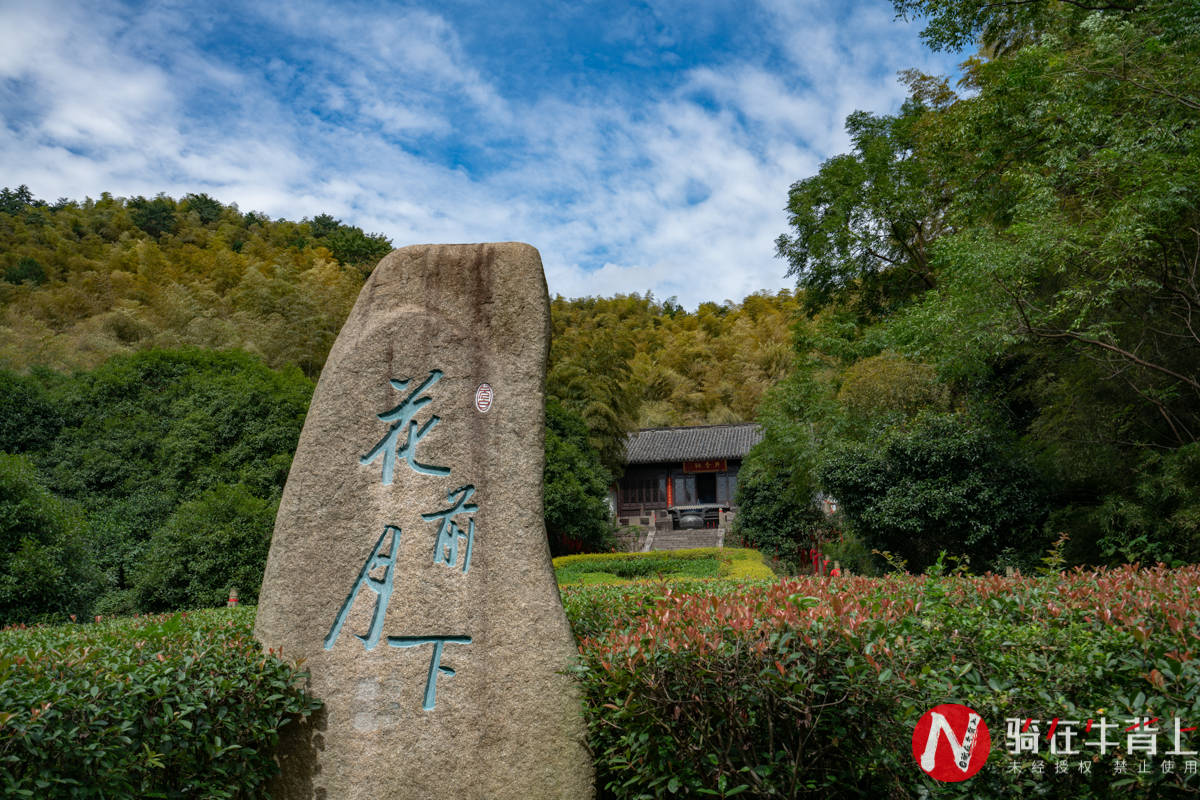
[8,0,1196,617]
[0,188,385,376]
[548,292,796,471]
[737,0,1200,574]
[0,188,796,620]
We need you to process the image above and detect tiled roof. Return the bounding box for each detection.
[625,423,763,464]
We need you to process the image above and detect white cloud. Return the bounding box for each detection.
[0,0,962,308]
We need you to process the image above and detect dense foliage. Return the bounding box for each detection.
[0,189,383,377]
[133,484,280,613]
[0,186,795,476]
[0,454,97,624]
[566,566,1200,798]
[818,414,1044,572]
[0,317,798,620]
[0,606,320,798]
[739,0,1200,571]
[0,188,805,596]
[0,349,313,620]
[544,399,617,553]
[548,292,796,472]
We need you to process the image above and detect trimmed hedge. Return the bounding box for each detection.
[567,566,1200,798]
[554,548,775,585]
[0,607,320,798]
[10,566,1199,798]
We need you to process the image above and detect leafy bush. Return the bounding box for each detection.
[0,453,98,624]
[20,348,312,614]
[817,529,877,576]
[0,607,320,798]
[126,194,179,239]
[561,579,773,641]
[133,483,278,611]
[818,413,1046,572]
[0,370,61,454]
[568,565,1200,798]
[1092,443,1200,566]
[544,399,615,554]
[559,554,718,584]
[2,257,47,286]
[732,371,838,571]
[732,456,831,569]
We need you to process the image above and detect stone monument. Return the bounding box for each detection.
[255,243,594,799]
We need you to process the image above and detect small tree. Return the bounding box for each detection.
[544,400,614,554]
[182,192,223,225]
[818,413,1046,572]
[133,482,277,611]
[3,257,47,285]
[127,194,179,238]
[732,456,829,570]
[0,453,97,623]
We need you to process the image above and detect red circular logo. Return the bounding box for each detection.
[911,703,991,781]
[474,383,493,413]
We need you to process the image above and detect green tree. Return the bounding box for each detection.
[755,0,1200,569]
[304,213,393,270]
[776,86,951,318]
[182,192,223,225]
[127,194,179,239]
[0,453,97,623]
[0,185,36,215]
[543,399,614,554]
[733,354,835,568]
[3,257,47,285]
[835,351,949,424]
[133,482,277,611]
[308,213,340,239]
[36,349,312,611]
[0,370,61,453]
[325,226,393,269]
[1088,443,1200,566]
[818,414,1046,572]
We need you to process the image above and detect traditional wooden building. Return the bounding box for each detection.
[615,423,762,530]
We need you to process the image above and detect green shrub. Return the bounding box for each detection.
[818,413,1047,573]
[544,399,615,554]
[0,606,320,798]
[0,453,99,624]
[1093,443,1200,565]
[567,566,1200,798]
[818,529,877,576]
[31,348,312,612]
[560,579,774,641]
[732,455,830,569]
[133,483,277,611]
[554,548,774,585]
[0,371,61,454]
[3,256,47,285]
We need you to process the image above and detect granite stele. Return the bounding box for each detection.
[255,243,594,799]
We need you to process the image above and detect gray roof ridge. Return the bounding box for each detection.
[624,422,764,464]
[631,421,758,432]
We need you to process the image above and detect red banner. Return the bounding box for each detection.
[682,459,726,473]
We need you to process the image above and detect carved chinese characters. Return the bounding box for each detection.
[255,243,593,800]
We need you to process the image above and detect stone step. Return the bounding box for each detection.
[649,529,723,551]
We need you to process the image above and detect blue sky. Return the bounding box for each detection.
[0,0,962,307]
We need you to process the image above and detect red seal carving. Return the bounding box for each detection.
[475,383,493,413]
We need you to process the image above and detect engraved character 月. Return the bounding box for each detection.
[324,525,402,651]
